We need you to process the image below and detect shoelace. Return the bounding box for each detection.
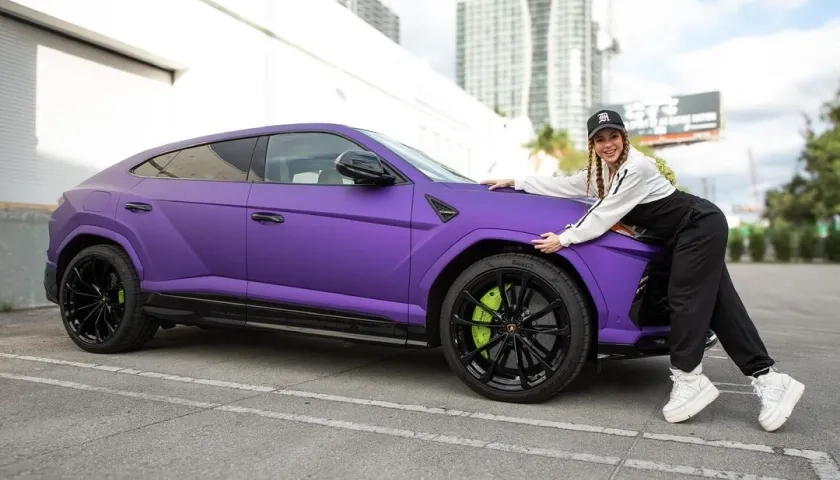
[669,375,689,401]
[751,378,779,410]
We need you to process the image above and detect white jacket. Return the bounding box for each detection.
[513,147,676,247]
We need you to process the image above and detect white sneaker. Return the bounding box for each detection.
[662,364,720,423]
[751,368,805,432]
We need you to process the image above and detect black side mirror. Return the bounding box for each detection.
[335,150,396,186]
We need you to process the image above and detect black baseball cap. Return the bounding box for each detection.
[587,109,626,139]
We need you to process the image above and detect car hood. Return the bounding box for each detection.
[436,182,593,235]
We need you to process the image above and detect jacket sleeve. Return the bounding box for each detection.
[513,168,589,198]
[557,164,650,247]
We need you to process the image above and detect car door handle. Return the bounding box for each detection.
[251,212,284,223]
[125,202,152,212]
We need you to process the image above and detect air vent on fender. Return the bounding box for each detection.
[425,194,459,223]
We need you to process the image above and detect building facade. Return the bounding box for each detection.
[456,0,603,150]
[336,0,400,44]
[0,0,528,309]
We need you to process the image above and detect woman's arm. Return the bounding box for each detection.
[513,168,590,198]
[557,163,650,246]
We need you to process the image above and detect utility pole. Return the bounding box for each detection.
[747,147,759,205]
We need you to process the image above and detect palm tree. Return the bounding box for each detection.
[524,124,580,173]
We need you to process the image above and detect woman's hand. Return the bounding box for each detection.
[480,178,515,190]
[532,232,563,254]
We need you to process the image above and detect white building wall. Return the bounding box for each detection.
[1,0,532,206]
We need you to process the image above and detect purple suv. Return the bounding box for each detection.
[43,123,716,403]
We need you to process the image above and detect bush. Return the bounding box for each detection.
[770,226,793,262]
[797,226,818,261]
[655,158,677,186]
[748,229,766,262]
[825,228,840,263]
[728,229,745,262]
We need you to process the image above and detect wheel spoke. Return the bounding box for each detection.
[67,303,97,316]
[462,292,505,323]
[66,285,98,298]
[513,272,532,316]
[513,336,529,388]
[494,271,513,317]
[459,333,506,366]
[479,336,511,383]
[451,313,505,329]
[72,267,98,294]
[75,304,102,334]
[517,335,556,374]
[521,299,564,324]
[100,305,118,333]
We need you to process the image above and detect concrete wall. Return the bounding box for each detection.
[0,203,53,310]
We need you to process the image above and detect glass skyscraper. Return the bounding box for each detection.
[456,0,603,149]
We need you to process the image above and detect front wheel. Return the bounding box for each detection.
[440,253,592,403]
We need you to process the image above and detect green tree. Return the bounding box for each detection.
[524,124,586,174]
[764,85,840,225]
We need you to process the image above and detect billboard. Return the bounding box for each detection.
[594,91,723,147]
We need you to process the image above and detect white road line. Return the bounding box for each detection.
[706,355,730,360]
[0,372,791,480]
[2,352,838,480]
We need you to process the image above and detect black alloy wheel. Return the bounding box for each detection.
[61,255,126,344]
[440,253,591,403]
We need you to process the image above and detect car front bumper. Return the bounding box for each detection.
[44,263,58,305]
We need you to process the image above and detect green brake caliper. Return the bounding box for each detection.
[117,288,125,305]
[471,283,512,359]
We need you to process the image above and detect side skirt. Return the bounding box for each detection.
[138,292,428,347]
[596,330,720,362]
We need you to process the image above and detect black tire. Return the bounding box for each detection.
[58,244,159,353]
[439,253,591,403]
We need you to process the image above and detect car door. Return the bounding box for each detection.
[245,130,414,342]
[115,135,259,324]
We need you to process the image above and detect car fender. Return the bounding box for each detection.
[57,225,145,280]
[417,228,609,329]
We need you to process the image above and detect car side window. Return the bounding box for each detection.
[131,137,258,181]
[263,132,359,185]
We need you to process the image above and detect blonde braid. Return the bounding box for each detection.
[594,157,605,199]
[585,141,596,197]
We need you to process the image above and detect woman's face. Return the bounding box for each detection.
[592,128,624,165]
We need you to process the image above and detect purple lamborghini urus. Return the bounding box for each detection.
[43,123,717,403]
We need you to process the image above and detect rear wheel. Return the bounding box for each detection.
[440,253,592,403]
[58,244,158,353]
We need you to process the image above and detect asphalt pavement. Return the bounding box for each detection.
[1,263,839,480]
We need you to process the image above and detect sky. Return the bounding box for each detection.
[381,0,840,215]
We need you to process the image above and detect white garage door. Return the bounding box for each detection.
[0,13,175,205]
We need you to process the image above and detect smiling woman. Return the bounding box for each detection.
[482,108,806,432]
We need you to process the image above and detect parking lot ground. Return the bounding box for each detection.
[1,263,839,479]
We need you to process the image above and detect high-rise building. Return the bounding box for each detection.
[456,0,603,150]
[336,0,400,44]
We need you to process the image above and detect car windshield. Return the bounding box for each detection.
[358,129,475,183]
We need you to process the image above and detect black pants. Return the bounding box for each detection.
[667,198,775,376]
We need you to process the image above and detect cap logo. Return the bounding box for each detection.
[598,112,610,123]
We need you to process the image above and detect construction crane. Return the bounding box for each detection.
[601,0,621,104]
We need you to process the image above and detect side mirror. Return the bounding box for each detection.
[335,150,396,186]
